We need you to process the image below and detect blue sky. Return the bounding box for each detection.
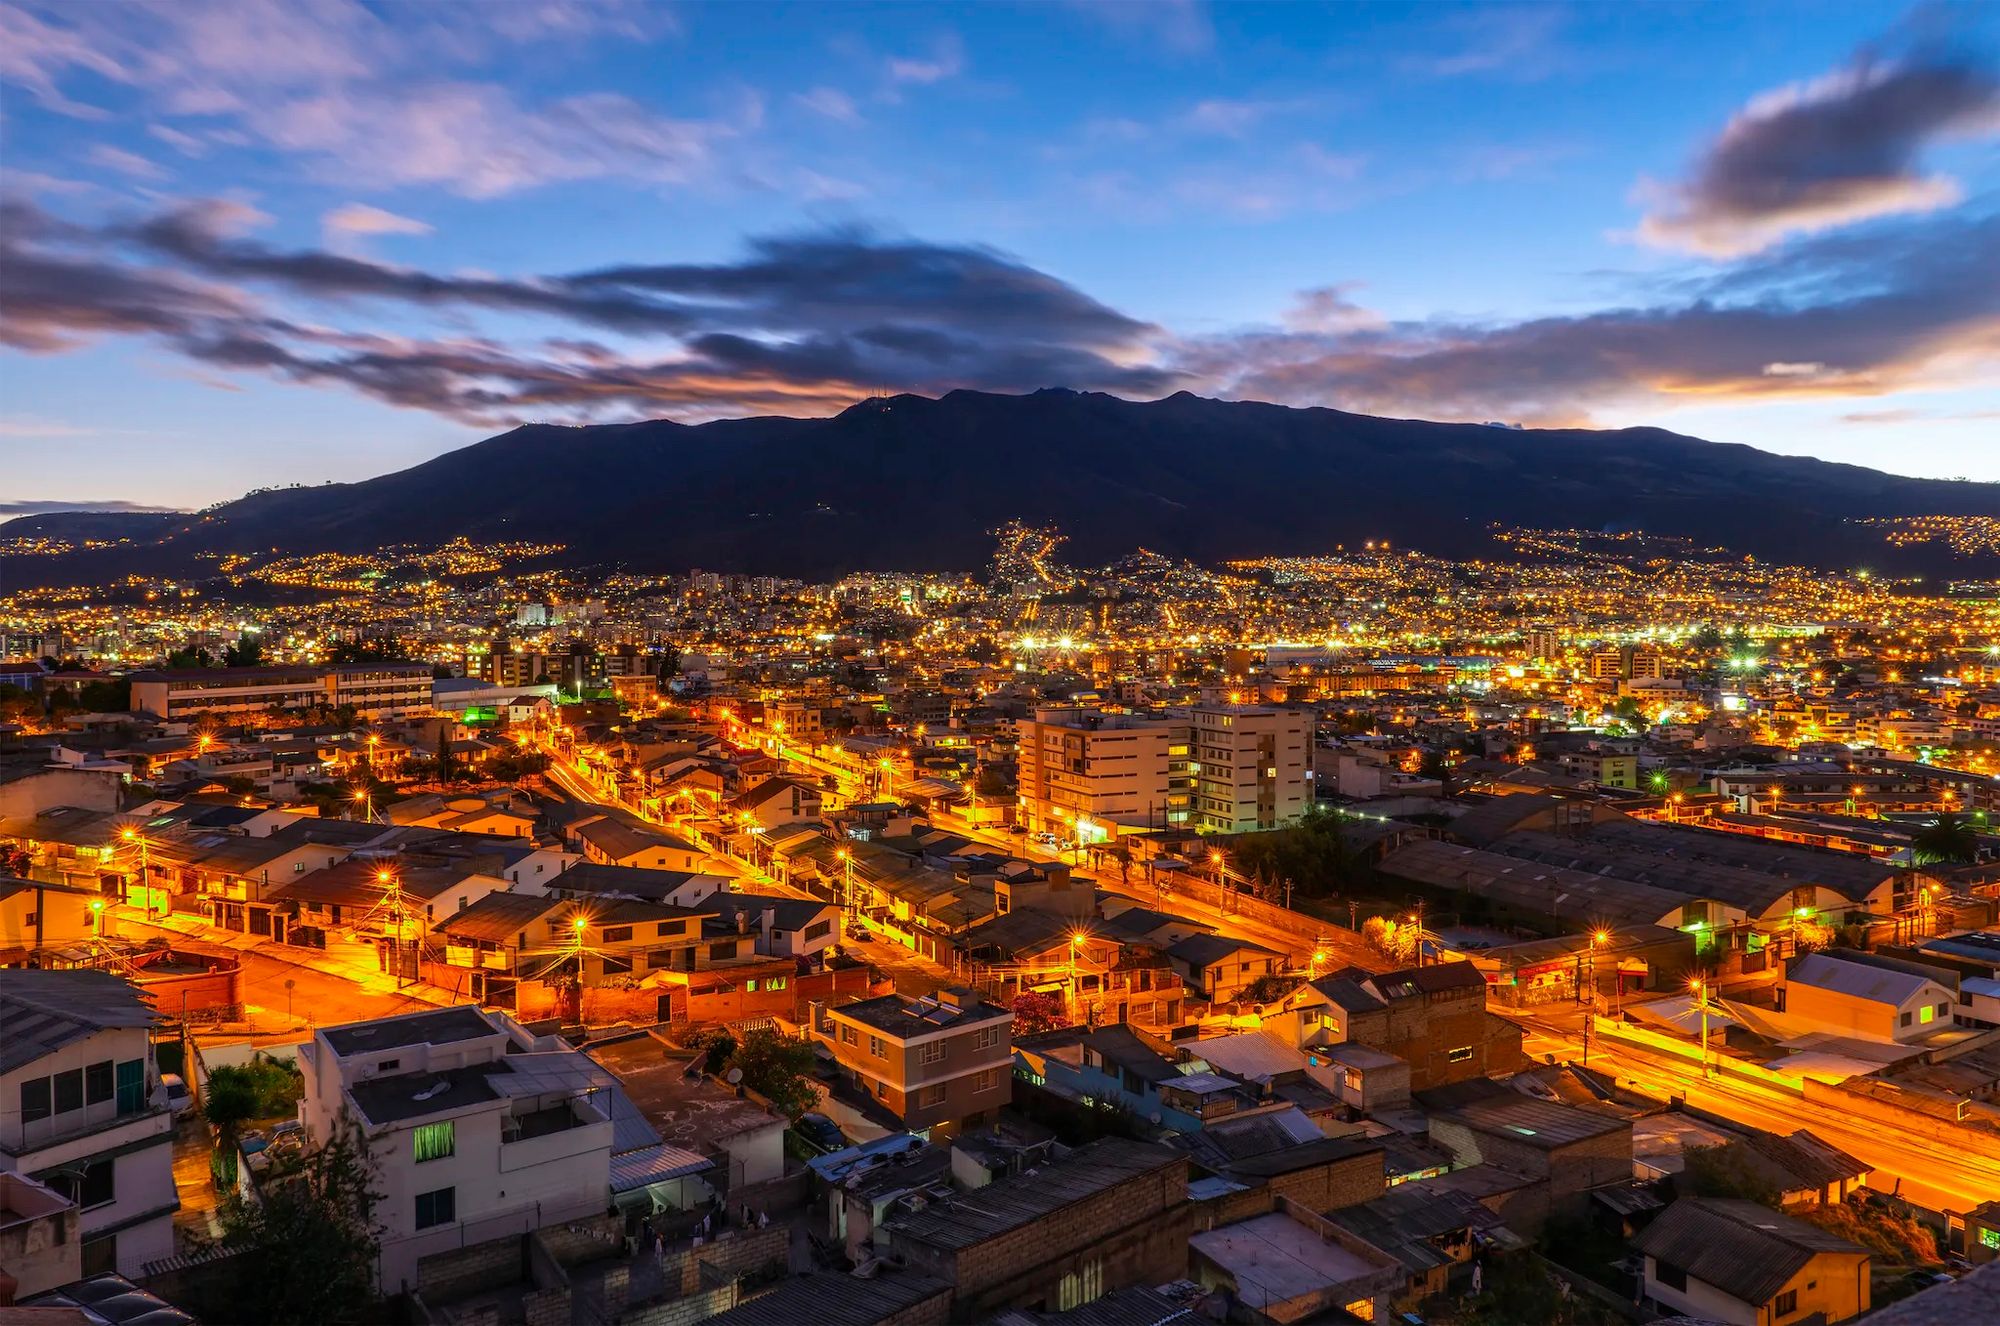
[3,0,1998,512]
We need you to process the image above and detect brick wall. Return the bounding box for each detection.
[538,1213,626,1266]
[416,1233,527,1302]
[893,1160,1192,1318]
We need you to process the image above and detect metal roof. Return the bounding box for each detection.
[0,970,156,1074]
[702,1269,951,1326]
[1634,1198,1869,1305]
[1787,952,1947,1006]
[1379,839,1685,929]
[883,1137,1181,1251]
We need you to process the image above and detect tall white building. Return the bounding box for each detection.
[298,1005,707,1293]
[1184,705,1313,834]
[1014,707,1188,839]
[0,970,177,1279]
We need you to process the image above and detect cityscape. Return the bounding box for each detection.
[5,4,2000,1326]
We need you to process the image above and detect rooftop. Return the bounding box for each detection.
[0,969,156,1075]
[321,1005,500,1059]
[827,988,1009,1039]
[1634,1197,1870,1305]
[884,1137,1180,1251]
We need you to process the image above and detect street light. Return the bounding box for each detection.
[1689,976,1713,1078]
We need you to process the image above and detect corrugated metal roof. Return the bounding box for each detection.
[0,970,156,1074]
[883,1137,1180,1251]
[608,1141,712,1193]
[1634,1198,1868,1305]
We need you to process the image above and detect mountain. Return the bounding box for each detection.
[10,389,2000,586]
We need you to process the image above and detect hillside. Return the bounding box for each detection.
[9,389,2000,585]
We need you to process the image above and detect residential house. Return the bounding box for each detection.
[876,1137,1191,1318]
[1418,1078,1633,1235]
[731,776,824,832]
[0,878,108,963]
[1281,961,1525,1092]
[1166,933,1282,1004]
[1636,1197,1871,1325]
[0,1171,80,1298]
[0,970,176,1278]
[814,988,1013,1139]
[299,1006,644,1293]
[1779,949,1959,1043]
[566,812,707,873]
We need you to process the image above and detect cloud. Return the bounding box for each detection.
[2,0,710,198]
[1,196,1172,424]
[1403,7,1570,80]
[1281,284,1385,333]
[1636,49,2000,257]
[322,203,433,242]
[1064,0,1213,57]
[86,144,168,180]
[1181,208,2000,423]
[886,34,964,86]
[0,500,186,522]
[794,86,862,124]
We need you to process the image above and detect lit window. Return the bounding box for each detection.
[1920,1005,1935,1024]
[1447,1046,1474,1063]
[414,1121,455,1163]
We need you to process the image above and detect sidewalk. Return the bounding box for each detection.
[112,906,454,1006]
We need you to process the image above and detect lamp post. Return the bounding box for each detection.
[1690,976,1712,1079]
[120,827,153,915]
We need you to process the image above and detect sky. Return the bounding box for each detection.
[3,0,1999,513]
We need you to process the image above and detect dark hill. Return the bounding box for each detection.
[10,390,2000,584]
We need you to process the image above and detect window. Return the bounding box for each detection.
[745,979,759,993]
[840,1024,857,1046]
[975,1025,1002,1050]
[21,1077,51,1125]
[767,976,787,991]
[1920,1005,1935,1024]
[60,1158,115,1210]
[603,925,632,943]
[1654,1259,1687,1291]
[115,1060,144,1114]
[920,1041,946,1066]
[804,919,832,942]
[647,950,677,969]
[1447,1046,1474,1064]
[53,1069,83,1114]
[414,1121,455,1163]
[85,1060,113,1106]
[1774,1289,1798,1317]
[601,954,633,975]
[868,1035,886,1059]
[708,941,737,961]
[973,1068,999,1093]
[1901,1011,1913,1028]
[919,1084,947,1108]
[414,1188,456,1229]
[656,921,684,937]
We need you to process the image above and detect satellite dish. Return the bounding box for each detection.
[725,1067,744,1085]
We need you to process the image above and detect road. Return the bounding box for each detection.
[1509,1008,2000,1212]
[119,917,438,1028]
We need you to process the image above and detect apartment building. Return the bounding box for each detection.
[1015,707,1187,839]
[0,971,176,1279]
[1183,704,1312,834]
[813,988,1013,1138]
[129,662,432,721]
[298,1006,615,1293]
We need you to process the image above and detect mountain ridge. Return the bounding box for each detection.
[7,389,1998,585]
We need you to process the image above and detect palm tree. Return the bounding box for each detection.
[1911,811,1979,866]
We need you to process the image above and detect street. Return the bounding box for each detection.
[1507,1007,2000,1213]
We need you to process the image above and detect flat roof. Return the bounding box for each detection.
[321,1005,499,1058]
[1190,1211,1391,1307]
[828,989,1009,1039]
[348,1060,510,1126]
[884,1137,1180,1251]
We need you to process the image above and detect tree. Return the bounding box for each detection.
[1011,990,1070,1035]
[729,1027,819,1119]
[1911,812,1979,866]
[0,843,31,878]
[325,639,412,664]
[0,684,40,725]
[165,646,214,669]
[203,1055,303,1148]
[1226,805,1367,900]
[201,1119,383,1325]
[1679,1143,1781,1206]
[222,636,264,668]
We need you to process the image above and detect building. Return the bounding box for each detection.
[297,1005,617,1292]
[1636,1197,1871,1325]
[1184,704,1311,834]
[813,988,1013,1138]
[1419,1079,1632,1234]
[1778,950,1959,1044]
[0,970,176,1279]
[877,1137,1191,1319]
[1189,1204,1404,1323]
[1165,933,1283,1004]
[128,662,432,721]
[1014,707,1185,838]
[0,1171,81,1299]
[1283,961,1525,1092]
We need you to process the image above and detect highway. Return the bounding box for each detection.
[1511,1009,2000,1213]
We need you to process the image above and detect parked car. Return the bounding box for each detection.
[161,1074,193,1117]
[793,1113,846,1153]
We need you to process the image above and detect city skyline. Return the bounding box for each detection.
[4,0,1999,512]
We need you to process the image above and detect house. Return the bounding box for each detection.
[1281,961,1525,1091]
[587,1032,785,1195]
[731,776,824,831]
[1329,1184,1522,1306]
[1636,1197,1871,1325]
[700,892,841,962]
[1779,949,1959,1043]
[1312,1042,1412,1112]
[1166,933,1282,1003]
[0,1171,80,1298]
[877,1137,1191,1319]
[813,988,1013,1138]
[536,862,731,908]
[298,1006,646,1293]
[430,891,719,1010]
[1418,1078,1633,1235]
[566,812,707,873]
[0,970,176,1279]
[1189,1203,1404,1324]
[0,877,109,962]
[1013,1024,1221,1134]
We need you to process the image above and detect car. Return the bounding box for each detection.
[793,1113,846,1152]
[845,923,869,942]
[160,1073,194,1116]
